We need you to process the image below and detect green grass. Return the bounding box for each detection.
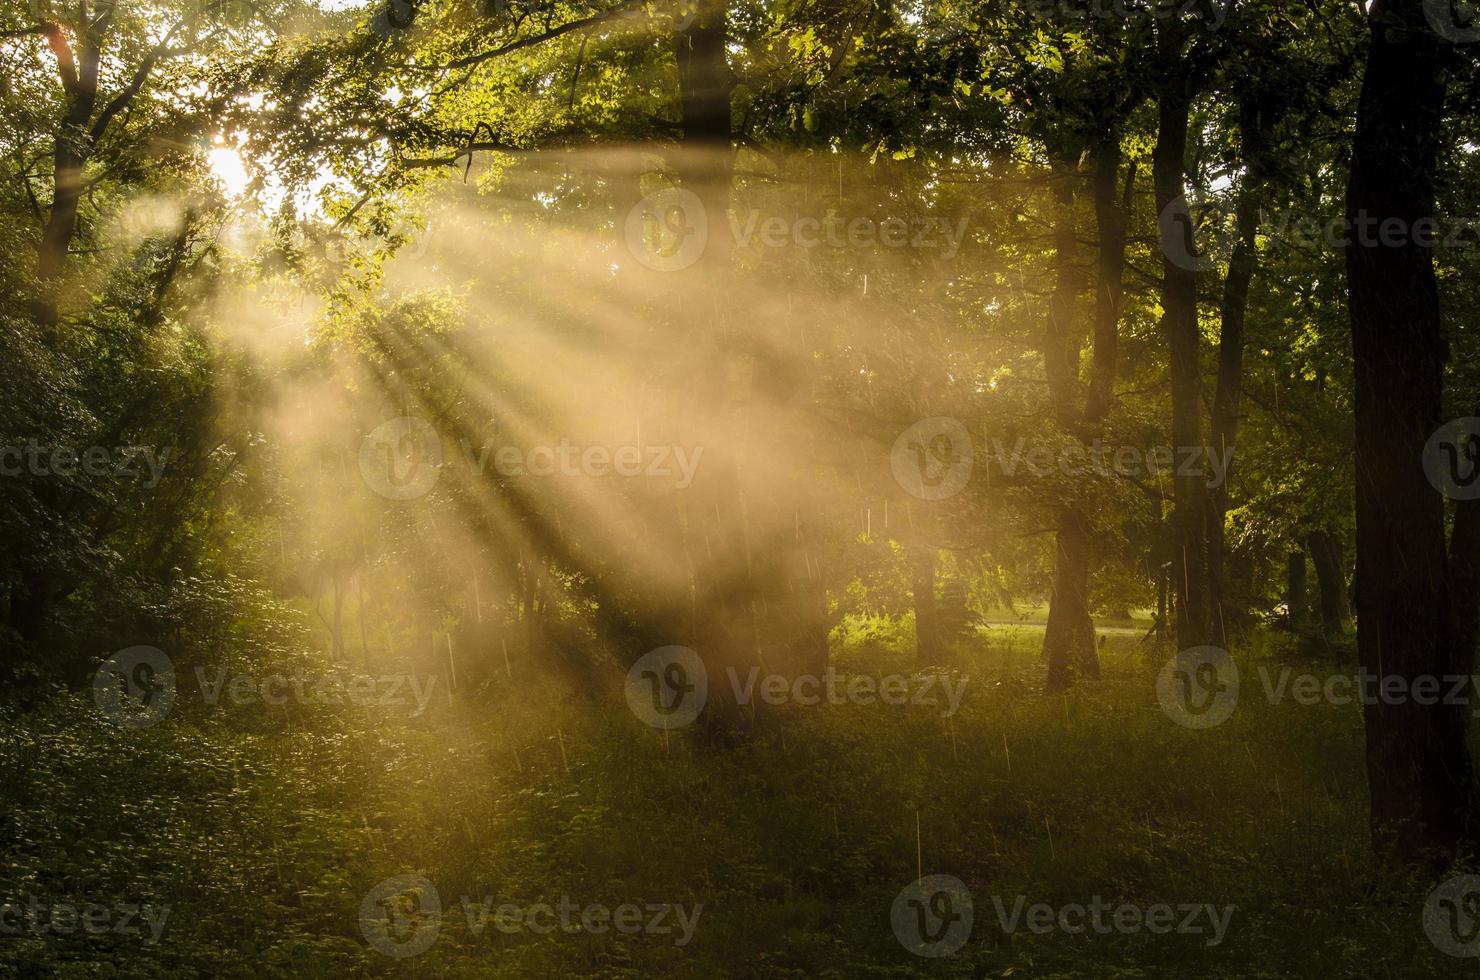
[0,624,1470,977]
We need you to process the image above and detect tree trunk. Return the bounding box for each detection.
[1040,154,1092,689]
[1040,139,1129,690]
[1152,44,1212,652]
[1156,563,1169,641]
[1286,550,1307,630]
[910,540,941,669]
[1344,0,1474,857]
[1305,529,1350,636]
[1044,506,1097,690]
[673,0,756,740]
[1208,98,1265,643]
[33,21,105,337]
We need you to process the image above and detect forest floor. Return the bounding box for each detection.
[0,622,1468,978]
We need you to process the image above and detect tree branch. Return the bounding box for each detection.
[424,0,643,73]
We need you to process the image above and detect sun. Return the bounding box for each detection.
[208,145,250,198]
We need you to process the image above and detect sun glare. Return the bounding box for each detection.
[208,146,250,198]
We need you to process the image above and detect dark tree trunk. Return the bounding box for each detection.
[32,21,105,337]
[1305,529,1351,636]
[1040,154,1092,689]
[1152,40,1213,652]
[1044,507,1097,691]
[1085,144,1131,425]
[1208,99,1266,643]
[910,540,941,669]
[1344,0,1475,857]
[672,0,756,741]
[1156,563,1169,641]
[1286,550,1307,630]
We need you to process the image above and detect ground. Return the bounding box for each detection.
[0,621,1467,978]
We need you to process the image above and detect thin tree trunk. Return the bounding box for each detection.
[1286,549,1307,630]
[1152,41,1212,651]
[910,540,941,669]
[1305,529,1350,636]
[1208,98,1266,642]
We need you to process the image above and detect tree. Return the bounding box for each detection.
[1344,0,1480,857]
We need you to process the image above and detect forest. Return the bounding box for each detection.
[1,0,1479,975]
